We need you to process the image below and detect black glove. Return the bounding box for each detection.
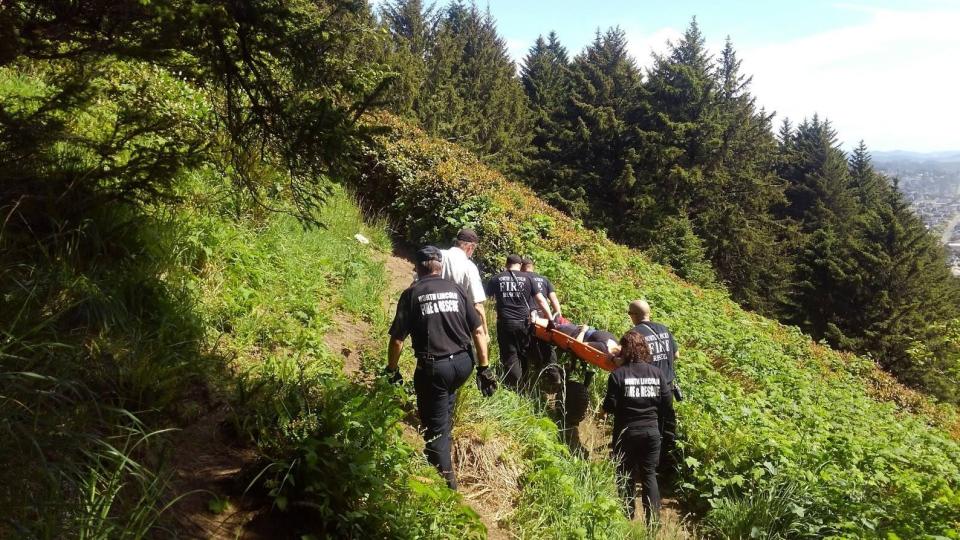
[383,366,403,386]
[476,365,497,397]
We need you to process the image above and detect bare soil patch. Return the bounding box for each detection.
[166,408,262,539]
[323,314,372,376]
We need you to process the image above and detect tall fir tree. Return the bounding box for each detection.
[521,32,571,121]
[635,20,716,279]
[415,2,532,173]
[848,139,884,208]
[778,116,859,229]
[842,152,960,399]
[524,27,646,224]
[777,117,861,339]
[520,31,586,215]
[639,22,788,292]
[705,37,793,312]
[378,0,435,116]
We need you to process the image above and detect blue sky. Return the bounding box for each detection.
[485,0,960,152]
[488,0,882,51]
[378,1,960,152]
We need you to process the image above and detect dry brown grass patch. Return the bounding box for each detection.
[452,425,523,528]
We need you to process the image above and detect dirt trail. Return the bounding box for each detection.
[166,407,262,539]
[165,240,686,538]
[327,242,513,538]
[326,243,413,378]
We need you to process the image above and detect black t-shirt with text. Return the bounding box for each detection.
[389,275,480,357]
[484,270,538,324]
[526,272,554,317]
[602,361,673,437]
[631,321,678,384]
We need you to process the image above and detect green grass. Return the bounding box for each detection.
[0,201,213,538]
[359,112,960,538]
[455,385,647,539]
[179,176,487,538]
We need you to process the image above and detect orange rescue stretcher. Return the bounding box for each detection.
[533,324,618,372]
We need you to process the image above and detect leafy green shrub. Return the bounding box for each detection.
[0,56,214,531]
[357,112,960,537]
[702,478,809,539]
[182,182,485,537]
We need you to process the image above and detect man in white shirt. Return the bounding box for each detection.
[441,229,489,341]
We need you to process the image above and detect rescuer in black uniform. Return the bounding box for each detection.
[627,299,681,470]
[520,257,562,386]
[602,331,674,521]
[484,254,553,390]
[521,257,563,320]
[385,246,496,490]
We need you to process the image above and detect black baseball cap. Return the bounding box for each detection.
[416,245,443,263]
[506,254,523,266]
[456,228,479,243]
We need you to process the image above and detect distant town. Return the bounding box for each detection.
[875,151,960,276]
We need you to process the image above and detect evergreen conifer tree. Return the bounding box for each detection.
[843,152,960,398]
[378,0,435,116]
[706,38,793,312]
[521,32,571,120]
[525,27,645,223]
[848,139,884,207]
[519,32,583,214]
[638,23,790,293]
[777,117,861,338]
[416,2,532,173]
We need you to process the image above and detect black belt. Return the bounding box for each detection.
[415,350,469,363]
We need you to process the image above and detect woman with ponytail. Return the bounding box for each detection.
[602,331,674,522]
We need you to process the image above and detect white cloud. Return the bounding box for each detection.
[740,7,960,151]
[501,6,959,152]
[625,27,684,67]
[505,38,531,68]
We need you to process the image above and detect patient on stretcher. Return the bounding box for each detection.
[532,316,621,356]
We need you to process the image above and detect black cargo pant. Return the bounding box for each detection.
[529,335,561,388]
[497,320,530,391]
[413,351,473,490]
[659,386,678,472]
[614,426,662,521]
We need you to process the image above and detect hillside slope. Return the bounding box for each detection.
[0,53,660,537]
[358,113,960,537]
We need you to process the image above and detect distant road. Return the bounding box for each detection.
[941,213,960,244]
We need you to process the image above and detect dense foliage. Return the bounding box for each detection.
[359,112,960,537]
[378,0,532,174]
[0,0,426,536]
[376,3,960,402]
[6,0,960,536]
